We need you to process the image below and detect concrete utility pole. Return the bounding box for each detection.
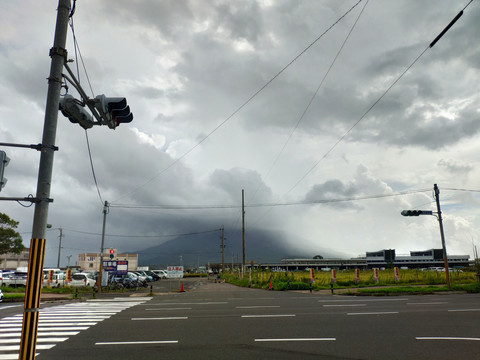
[434,184,450,288]
[97,201,109,292]
[19,1,71,359]
[221,227,225,272]
[242,189,245,273]
[56,228,63,268]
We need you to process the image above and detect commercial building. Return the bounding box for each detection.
[77,249,138,272]
[266,248,470,271]
[0,248,30,270]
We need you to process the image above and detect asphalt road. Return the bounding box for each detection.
[1,278,479,359]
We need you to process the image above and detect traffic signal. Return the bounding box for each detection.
[401,210,433,216]
[95,94,133,129]
[0,150,10,192]
[109,249,114,259]
[59,94,94,129]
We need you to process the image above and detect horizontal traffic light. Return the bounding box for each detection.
[0,150,10,192]
[59,94,94,129]
[95,95,133,129]
[401,210,433,216]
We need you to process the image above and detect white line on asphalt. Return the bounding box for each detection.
[151,302,228,305]
[416,337,480,341]
[241,314,295,318]
[318,298,409,302]
[347,312,399,316]
[0,305,22,311]
[96,340,178,345]
[131,317,188,321]
[407,302,448,305]
[255,338,335,342]
[236,306,280,309]
[448,309,480,312]
[146,308,192,311]
[323,304,367,307]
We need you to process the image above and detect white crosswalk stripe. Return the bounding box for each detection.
[0,297,151,359]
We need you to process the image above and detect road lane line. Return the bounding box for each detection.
[318,298,408,302]
[241,314,295,318]
[448,309,480,312]
[407,302,448,305]
[416,337,480,341]
[347,312,399,316]
[132,317,188,321]
[323,304,367,307]
[146,308,192,311]
[96,340,178,345]
[145,302,227,305]
[255,338,335,342]
[236,306,280,309]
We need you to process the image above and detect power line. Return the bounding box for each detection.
[113,0,364,203]
[60,227,222,238]
[110,188,431,211]
[251,0,370,204]
[282,1,473,198]
[69,9,104,205]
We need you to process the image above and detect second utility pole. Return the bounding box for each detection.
[242,189,245,275]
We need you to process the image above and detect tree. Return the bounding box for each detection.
[0,212,25,255]
[313,255,323,259]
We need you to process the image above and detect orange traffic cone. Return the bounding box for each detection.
[180,282,185,292]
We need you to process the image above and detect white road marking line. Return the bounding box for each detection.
[318,298,408,302]
[448,309,480,312]
[0,305,22,310]
[96,340,178,345]
[236,306,280,309]
[241,314,296,318]
[0,332,79,337]
[416,337,480,341]
[132,317,188,321]
[0,344,55,351]
[150,302,228,305]
[145,308,192,311]
[347,312,399,316]
[407,302,448,305]
[323,304,367,307]
[255,338,335,342]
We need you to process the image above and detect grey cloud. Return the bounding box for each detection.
[437,158,473,175]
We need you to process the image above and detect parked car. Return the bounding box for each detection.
[152,270,168,279]
[69,273,96,288]
[1,272,27,287]
[42,273,66,288]
[139,271,153,282]
[113,272,145,288]
[145,270,160,281]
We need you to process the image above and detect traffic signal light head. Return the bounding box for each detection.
[0,150,10,192]
[401,210,433,216]
[109,249,114,259]
[59,94,94,129]
[95,94,133,129]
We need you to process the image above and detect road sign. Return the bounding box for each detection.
[167,265,184,278]
[103,260,128,274]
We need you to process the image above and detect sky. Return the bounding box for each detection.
[1,0,479,268]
